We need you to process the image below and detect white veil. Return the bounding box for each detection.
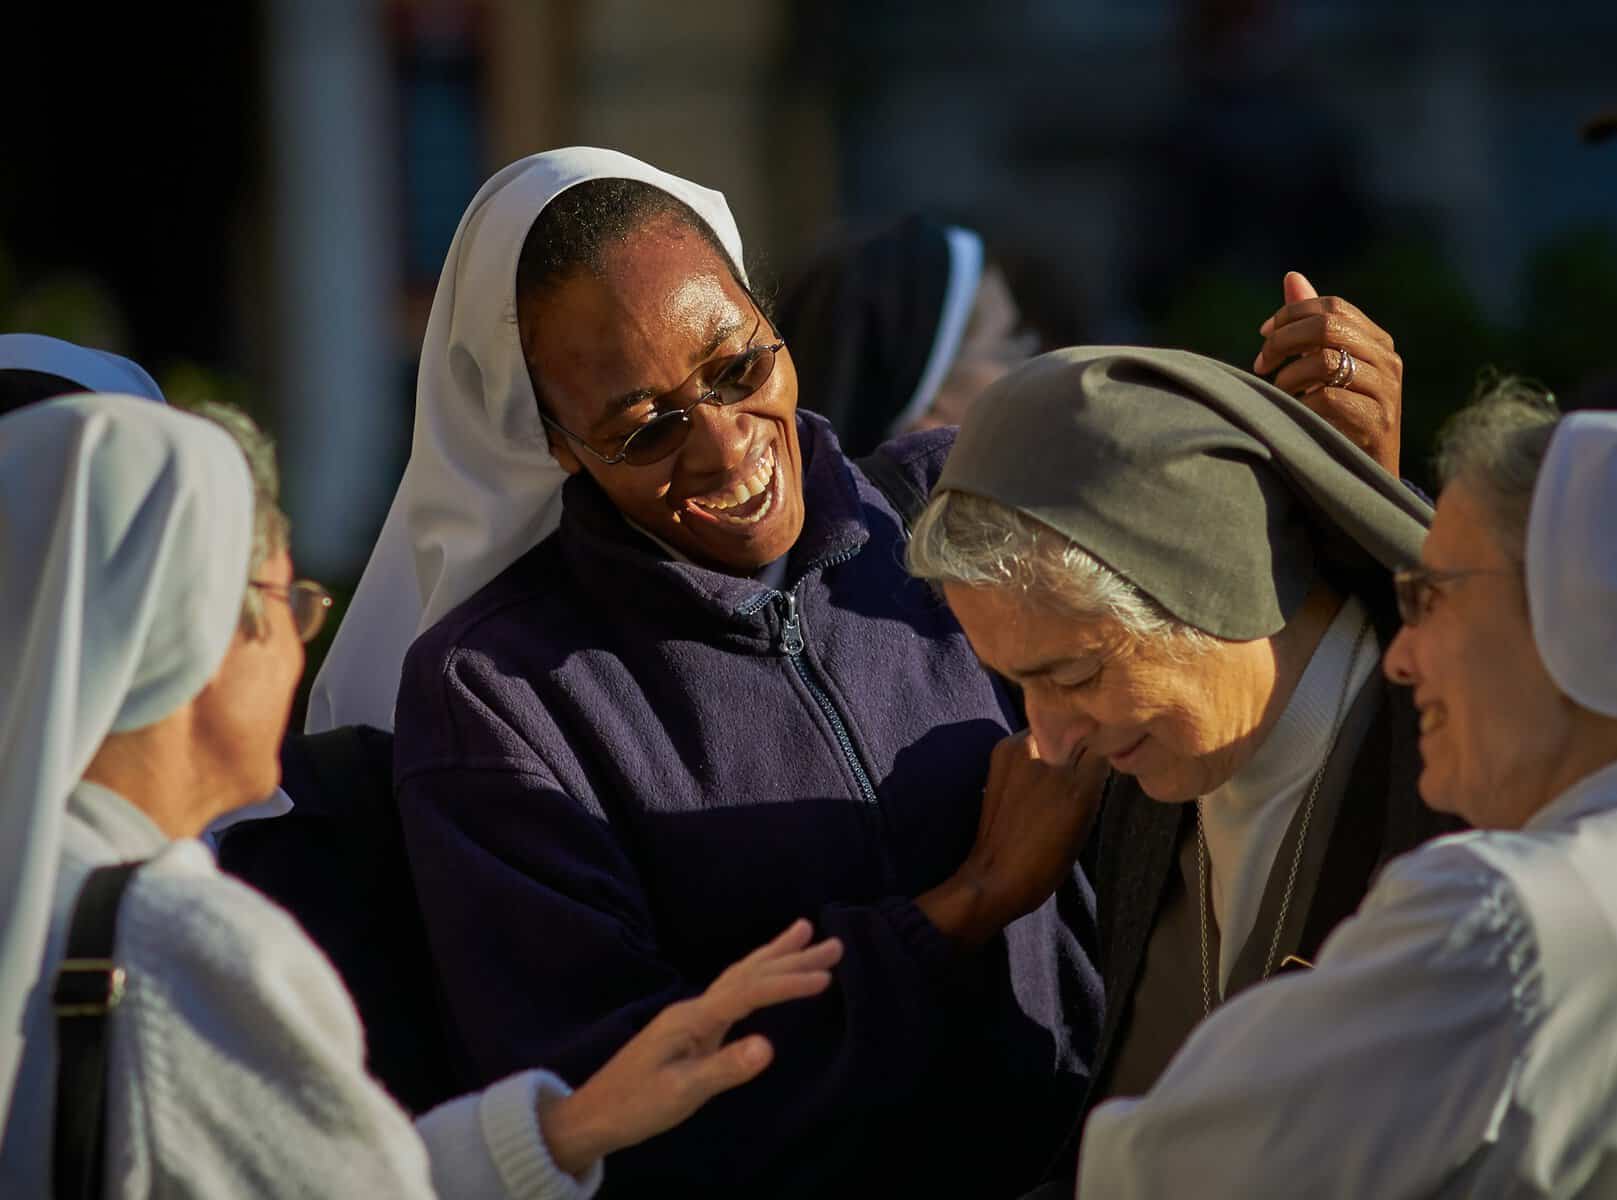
[306,147,746,732]
[0,394,252,1126]
[1526,410,1617,717]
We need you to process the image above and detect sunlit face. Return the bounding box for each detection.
[943,582,1290,802]
[1382,481,1573,828]
[522,215,806,573]
[193,548,304,811]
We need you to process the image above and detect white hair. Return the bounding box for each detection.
[184,401,291,633]
[906,490,1214,657]
[1434,377,1561,564]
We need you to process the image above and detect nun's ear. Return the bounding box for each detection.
[522,350,585,476]
[546,427,585,476]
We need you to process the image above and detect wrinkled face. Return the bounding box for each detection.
[523,215,805,573]
[1382,481,1571,828]
[910,265,1039,433]
[943,582,1287,802]
[193,548,304,811]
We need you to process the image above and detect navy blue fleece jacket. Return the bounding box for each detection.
[393,414,1101,1197]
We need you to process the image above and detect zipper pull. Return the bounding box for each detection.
[777,590,805,656]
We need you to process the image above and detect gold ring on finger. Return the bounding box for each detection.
[1326,348,1356,389]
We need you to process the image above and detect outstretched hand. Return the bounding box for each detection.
[537,919,843,1177]
[1253,271,1403,476]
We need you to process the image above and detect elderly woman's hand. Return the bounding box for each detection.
[536,919,842,1176]
[917,730,1110,950]
[1253,271,1403,476]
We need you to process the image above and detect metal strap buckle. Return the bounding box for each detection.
[52,959,127,1017]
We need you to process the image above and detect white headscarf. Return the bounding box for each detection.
[1527,409,1617,717]
[0,395,252,1126]
[0,333,166,402]
[306,147,746,732]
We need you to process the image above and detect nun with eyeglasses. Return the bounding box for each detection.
[0,394,839,1198]
[1069,389,1617,1196]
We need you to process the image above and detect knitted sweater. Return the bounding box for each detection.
[0,781,600,1199]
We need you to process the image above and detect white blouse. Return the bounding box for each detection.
[1199,595,1378,990]
[1080,760,1617,1198]
[0,782,601,1199]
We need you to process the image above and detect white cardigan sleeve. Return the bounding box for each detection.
[108,841,599,1199]
[418,1070,603,1198]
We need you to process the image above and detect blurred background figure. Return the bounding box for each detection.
[776,215,1072,457]
[4,1,1614,717]
[0,335,166,415]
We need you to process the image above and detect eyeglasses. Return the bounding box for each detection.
[249,579,334,643]
[539,320,786,467]
[1392,565,1515,626]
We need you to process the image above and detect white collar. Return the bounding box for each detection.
[69,780,173,859]
[1210,595,1377,817]
[1524,759,1617,834]
[1200,595,1377,984]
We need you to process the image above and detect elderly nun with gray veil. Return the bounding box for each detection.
[0,394,840,1198]
[1048,389,1617,1194]
[906,346,1465,1189]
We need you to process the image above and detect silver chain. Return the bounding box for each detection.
[1198,618,1372,1017]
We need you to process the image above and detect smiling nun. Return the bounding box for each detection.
[907,346,1464,1185]
[308,148,1108,1199]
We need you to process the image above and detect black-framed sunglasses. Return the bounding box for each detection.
[1392,565,1515,626]
[249,579,334,643]
[539,319,786,468]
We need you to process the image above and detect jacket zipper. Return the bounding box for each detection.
[775,588,879,804]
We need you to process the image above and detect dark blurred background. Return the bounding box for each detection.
[6,0,1615,686]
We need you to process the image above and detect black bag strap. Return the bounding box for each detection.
[855,451,929,540]
[52,860,143,1200]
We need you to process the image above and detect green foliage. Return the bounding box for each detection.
[5,272,131,351]
[1155,272,1278,369]
[1514,226,1617,399]
[1331,238,1508,489]
[0,243,15,315]
[157,359,261,419]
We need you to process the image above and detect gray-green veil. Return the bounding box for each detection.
[934,346,1431,639]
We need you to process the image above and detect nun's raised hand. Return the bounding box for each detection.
[1252,271,1403,476]
[536,919,842,1177]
